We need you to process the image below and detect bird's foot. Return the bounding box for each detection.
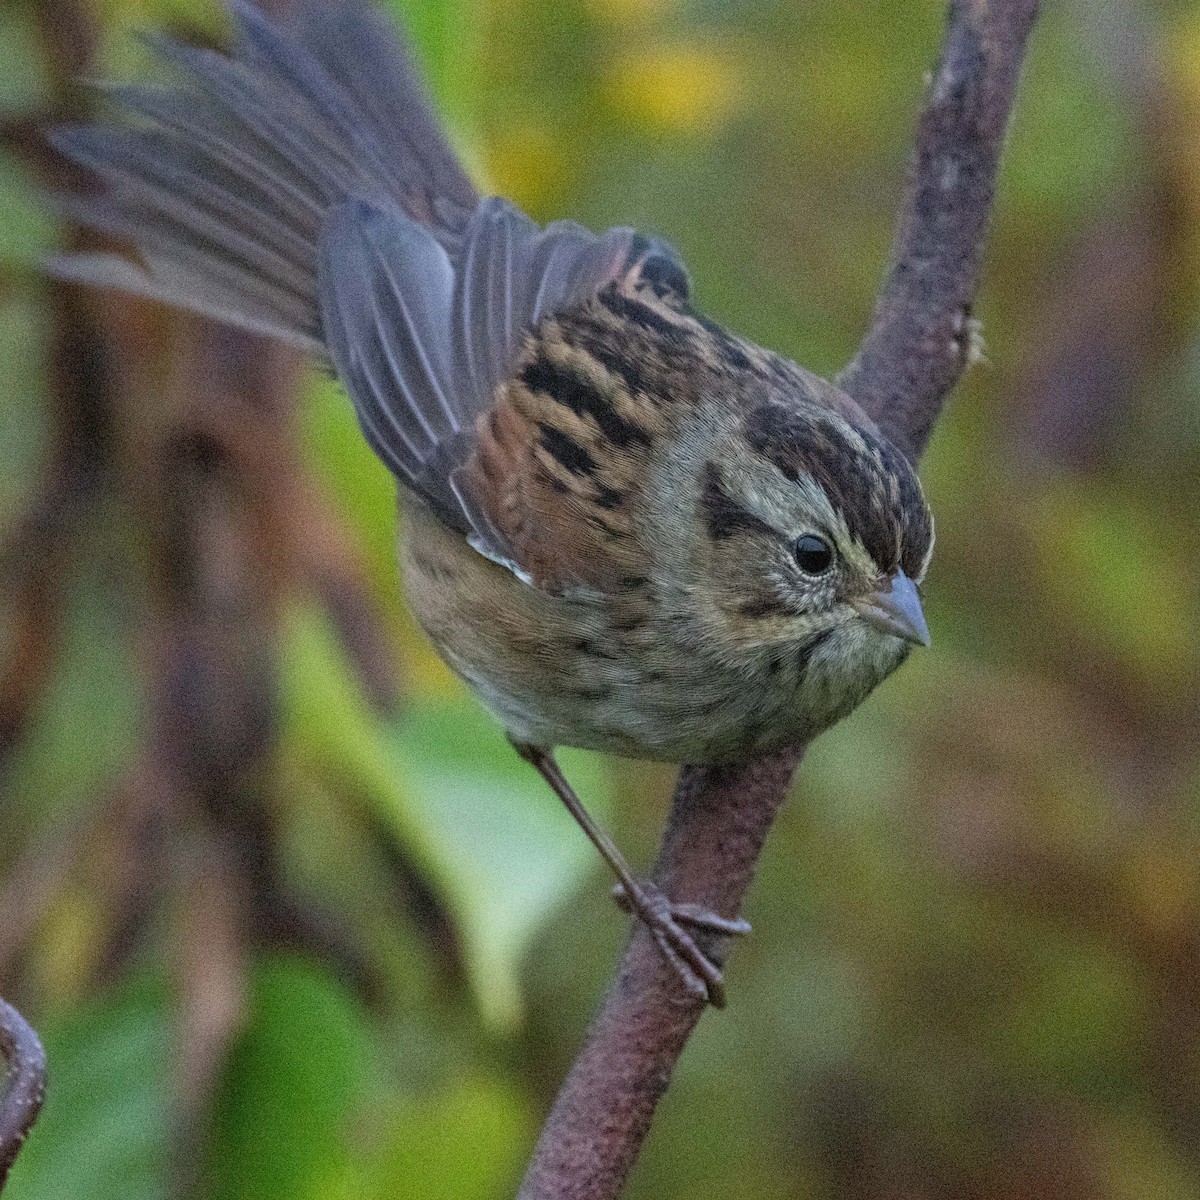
[611,882,750,1008]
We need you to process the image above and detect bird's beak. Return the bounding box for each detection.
[852,571,931,647]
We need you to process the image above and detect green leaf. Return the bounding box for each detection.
[1103,1111,1200,1200]
[89,0,226,78]
[0,153,58,271]
[994,932,1145,1097]
[281,602,610,1030]
[5,977,173,1200]
[1028,480,1197,691]
[358,1076,532,1200]
[1002,7,1135,224]
[208,956,374,1200]
[209,958,532,1200]
[388,701,612,1031]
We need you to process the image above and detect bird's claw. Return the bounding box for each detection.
[610,882,750,1007]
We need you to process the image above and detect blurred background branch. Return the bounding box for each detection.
[838,0,1042,459]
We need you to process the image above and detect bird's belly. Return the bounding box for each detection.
[400,507,810,763]
[440,633,796,764]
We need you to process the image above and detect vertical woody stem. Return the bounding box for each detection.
[517,750,800,1199]
[518,1,1040,1197]
[837,0,1044,460]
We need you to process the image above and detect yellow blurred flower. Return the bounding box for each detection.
[604,41,745,137]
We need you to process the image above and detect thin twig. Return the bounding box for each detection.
[0,998,47,1189]
[517,2,1040,1197]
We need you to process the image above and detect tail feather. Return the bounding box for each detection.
[51,126,314,289]
[283,0,475,215]
[94,82,327,226]
[48,0,477,352]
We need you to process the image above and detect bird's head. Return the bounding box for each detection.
[683,389,934,712]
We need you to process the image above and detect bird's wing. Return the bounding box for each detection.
[317,194,692,576]
[447,238,712,594]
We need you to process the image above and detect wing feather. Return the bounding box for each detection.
[317,194,647,562]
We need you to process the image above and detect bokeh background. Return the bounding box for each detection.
[2,0,1199,1195]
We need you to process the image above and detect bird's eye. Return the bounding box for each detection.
[793,534,834,576]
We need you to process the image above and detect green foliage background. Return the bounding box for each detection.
[2,0,1200,1196]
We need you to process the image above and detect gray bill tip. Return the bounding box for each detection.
[852,571,931,647]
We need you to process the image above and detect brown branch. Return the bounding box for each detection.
[837,0,1042,462]
[518,751,799,1198]
[517,2,1040,1197]
[0,998,47,1189]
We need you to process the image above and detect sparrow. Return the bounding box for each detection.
[48,0,934,1006]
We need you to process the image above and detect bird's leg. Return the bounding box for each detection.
[511,741,750,1007]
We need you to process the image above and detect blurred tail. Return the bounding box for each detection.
[47,0,478,353]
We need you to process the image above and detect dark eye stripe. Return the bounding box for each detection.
[700,463,779,541]
[736,595,809,620]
